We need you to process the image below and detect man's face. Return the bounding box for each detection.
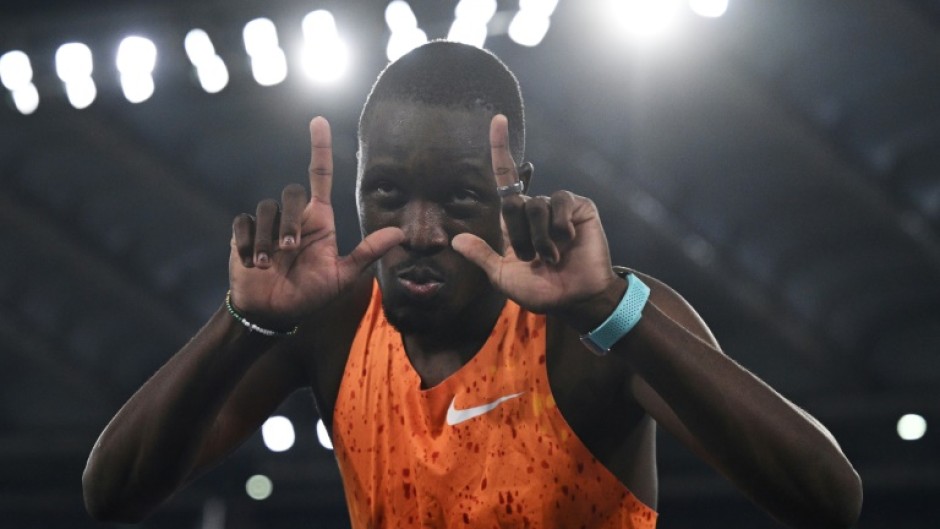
[357,100,504,335]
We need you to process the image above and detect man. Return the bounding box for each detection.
[83,41,862,528]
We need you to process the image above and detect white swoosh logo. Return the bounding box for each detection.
[446,392,524,426]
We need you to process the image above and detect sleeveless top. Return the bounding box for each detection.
[333,281,657,529]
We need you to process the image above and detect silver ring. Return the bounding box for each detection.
[497,180,525,197]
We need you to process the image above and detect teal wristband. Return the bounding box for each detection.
[579,273,650,356]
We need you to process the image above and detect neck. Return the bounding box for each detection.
[402,288,506,388]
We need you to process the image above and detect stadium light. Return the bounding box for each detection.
[300,10,349,84]
[316,418,333,450]
[116,36,157,103]
[1,50,40,114]
[508,0,558,47]
[185,29,229,93]
[261,415,296,452]
[385,1,427,61]
[689,0,729,18]
[898,414,927,441]
[56,42,96,109]
[608,0,682,41]
[243,18,288,86]
[447,0,497,48]
[385,0,418,32]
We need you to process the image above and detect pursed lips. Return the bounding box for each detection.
[396,263,446,299]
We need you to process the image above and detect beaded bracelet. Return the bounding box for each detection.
[225,290,299,337]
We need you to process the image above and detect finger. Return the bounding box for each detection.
[525,196,559,265]
[502,195,535,260]
[340,227,405,281]
[279,183,307,248]
[308,116,333,206]
[490,114,519,189]
[253,199,280,268]
[548,190,576,243]
[232,213,256,268]
[452,233,503,282]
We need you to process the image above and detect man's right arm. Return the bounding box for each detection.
[82,116,403,523]
[82,306,308,522]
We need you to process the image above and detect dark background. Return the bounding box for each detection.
[1,0,938,527]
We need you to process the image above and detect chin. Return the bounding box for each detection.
[382,300,449,336]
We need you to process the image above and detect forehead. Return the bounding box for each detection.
[361,100,493,161]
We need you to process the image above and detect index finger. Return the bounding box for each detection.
[308,116,333,205]
[490,114,519,189]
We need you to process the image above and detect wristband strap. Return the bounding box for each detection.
[579,273,650,356]
[225,290,299,337]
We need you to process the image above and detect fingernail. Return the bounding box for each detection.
[283,235,295,246]
[256,252,269,264]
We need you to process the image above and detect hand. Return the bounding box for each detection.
[452,115,623,329]
[229,117,404,327]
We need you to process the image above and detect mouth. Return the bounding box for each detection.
[396,264,445,300]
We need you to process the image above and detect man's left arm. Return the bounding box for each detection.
[616,271,862,529]
[452,114,862,529]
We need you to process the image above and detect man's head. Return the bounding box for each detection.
[355,41,530,336]
[359,40,525,164]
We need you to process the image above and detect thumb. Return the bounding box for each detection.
[452,233,502,279]
[340,227,405,278]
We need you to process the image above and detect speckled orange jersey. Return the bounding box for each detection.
[333,281,657,529]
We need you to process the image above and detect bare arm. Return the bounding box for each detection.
[82,117,403,522]
[82,309,306,522]
[453,115,862,529]
[621,274,862,529]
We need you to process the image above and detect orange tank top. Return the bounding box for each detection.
[333,281,657,528]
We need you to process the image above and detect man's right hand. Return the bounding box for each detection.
[229,116,403,328]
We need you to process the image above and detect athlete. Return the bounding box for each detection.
[83,42,862,528]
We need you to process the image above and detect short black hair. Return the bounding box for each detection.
[359,40,525,162]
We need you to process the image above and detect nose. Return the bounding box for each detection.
[401,201,448,254]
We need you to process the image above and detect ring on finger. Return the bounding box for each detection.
[497,180,526,197]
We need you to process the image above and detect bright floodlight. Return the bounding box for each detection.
[250,50,288,86]
[116,36,157,74]
[0,50,33,91]
[243,18,279,58]
[520,0,560,17]
[196,55,229,93]
[508,12,551,47]
[55,42,93,81]
[303,9,337,37]
[610,0,682,40]
[386,0,418,32]
[65,77,97,109]
[454,0,497,25]
[301,10,349,83]
[448,18,488,48]
[387,27,428,62]
[316,418,333,450]
[689,0,729,18]
[11,82,39,114]
[184,29,216,65]
[120,73,154,103]
[898,414,927,441]
[261,415,296,452]
[245,474,273,500]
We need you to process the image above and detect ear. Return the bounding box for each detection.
[518,161,534,193]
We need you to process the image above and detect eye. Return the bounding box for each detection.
[366,180,406,209]
[375,181,398,195]
[452,188,480,204]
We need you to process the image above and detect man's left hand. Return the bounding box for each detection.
[452,115,625,331]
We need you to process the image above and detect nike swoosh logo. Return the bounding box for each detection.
[446,392,524,426]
